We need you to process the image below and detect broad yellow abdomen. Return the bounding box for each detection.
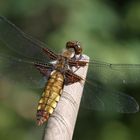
[37,70,64,125]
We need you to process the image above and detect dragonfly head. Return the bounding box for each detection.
[66,41,83,55]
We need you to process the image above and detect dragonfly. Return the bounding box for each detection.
[0,16,140,125]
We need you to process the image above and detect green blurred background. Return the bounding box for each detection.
[0,0,140,140]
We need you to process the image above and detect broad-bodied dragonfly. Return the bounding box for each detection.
[0,16,140,125]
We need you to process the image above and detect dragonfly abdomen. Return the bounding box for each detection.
[37,70,64,126]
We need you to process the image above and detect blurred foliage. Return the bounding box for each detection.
[0,0,140,140]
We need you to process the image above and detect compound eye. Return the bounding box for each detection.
[66,41,74,49]
[77,44,81,50]
[75,45,82,55]
[74,42,82,55]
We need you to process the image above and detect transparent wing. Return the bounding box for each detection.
[0,16,58,62]
[87,60,140,85]
[0,54,49,88]
[80,59,140,113]
[81,82,139,113]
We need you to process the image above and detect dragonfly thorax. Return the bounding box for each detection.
[53,55,69,73]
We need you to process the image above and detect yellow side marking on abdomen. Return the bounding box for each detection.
[36,70,64,125]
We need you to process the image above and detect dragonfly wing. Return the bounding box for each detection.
[81,82,139,113]
[0,16,58,62]
[0,54,50,88]
[88,60,140,85]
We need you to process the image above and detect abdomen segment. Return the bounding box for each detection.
[37,70,64,126]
